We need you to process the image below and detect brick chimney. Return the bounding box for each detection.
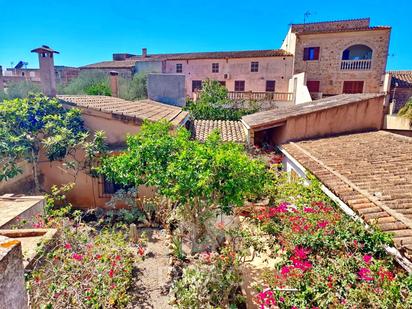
[142,48,147,59]
[31,45,59,97]
[109,71,119,97]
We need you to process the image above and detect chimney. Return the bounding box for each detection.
[31,45,59,97]
[0,66,4,92]
[142,48,147,59]
[109,71,119,97]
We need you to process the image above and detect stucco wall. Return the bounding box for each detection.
[164,56,293,97]
[147,73,186,106]
[135,61,163,74]
[293,29,390,95]
[254,96,384,145]
[0,161,33,195]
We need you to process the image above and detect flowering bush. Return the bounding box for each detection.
[28,224,135,308]
[251,175,412,308]
[173,247,244,308]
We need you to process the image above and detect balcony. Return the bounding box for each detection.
[340,59,371,71]
[228,91,293,102]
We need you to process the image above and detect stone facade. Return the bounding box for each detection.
[282,19,391,96]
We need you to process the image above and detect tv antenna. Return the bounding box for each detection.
[304,11,311,24]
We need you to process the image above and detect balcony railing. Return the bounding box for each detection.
[340,59,371,71]
[228,91,293,102]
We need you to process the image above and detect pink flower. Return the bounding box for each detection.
[72,253,83,261]
[257,289,276,308]
[292,259,312,271]
[64,243,72,250]
[363,255,373,264]
[303,207,315,213]
[293,247,310,260]
[280,265,291,275]
[317,220,329,229]
[109,269,114,278]
[358,267,374,281]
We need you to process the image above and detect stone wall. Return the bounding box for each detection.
[293,29,390,95]
[393,88,412,113]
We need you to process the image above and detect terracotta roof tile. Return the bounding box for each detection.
[281,131,412,254]
[57,95,188,126]
[191,120,246,143]
[390,71,412,88]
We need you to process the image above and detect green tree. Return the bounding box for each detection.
[398,96,412,121]
[186,79,259,120]
[0,94,88,192]
[6,81,42,99]
[99,121,267,252]
[119,73,147,100]
[58,70,111,96]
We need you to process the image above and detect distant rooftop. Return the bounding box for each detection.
[390,71,412,88]
[57,95,188,126]
[82,49,292,69]
[242,93,384,130]
[291,17,390,35]
[31,45,59,54]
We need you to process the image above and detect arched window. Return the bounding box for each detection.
[342,45,372,60]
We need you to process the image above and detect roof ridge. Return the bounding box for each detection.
[291,17,370,26]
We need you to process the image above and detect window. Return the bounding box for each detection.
[192,80,202,92]
[266,80,276,92]
[343,81,364,94]
[251,62,259,72]
[303,47,320,61]
[234,80,245,91]
[306,80,320,93]
[212,63,219,73]
[176,63,183,73]
[102,177,132,195]
[219,81,226,87]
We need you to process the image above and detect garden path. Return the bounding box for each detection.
[128,228,172,309]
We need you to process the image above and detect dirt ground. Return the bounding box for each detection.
[128,228,172,309]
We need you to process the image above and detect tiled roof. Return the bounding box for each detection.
[81,59,138,69]
[57,95,188,125]
[242,93,384,130]
[390,71,412,88]
[191,120,246,143]
[81,49,292,69]
[295,26,391,35]
[281,131,412,254]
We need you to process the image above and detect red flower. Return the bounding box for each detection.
[378,267,395,281]
[303,207,316,213]
[138,246,145,256]
[280,265,291,275]
[72,253,83,261]
[95,254,102,260]
[109,269,115,278]
[317,220,329,229]
[115,255,121,261]
[64,243,72,250]
[293,247,310,260]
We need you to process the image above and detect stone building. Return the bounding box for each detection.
[281,18,391,97]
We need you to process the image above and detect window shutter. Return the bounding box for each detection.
[314,47,320,60]
[303,48,309,60]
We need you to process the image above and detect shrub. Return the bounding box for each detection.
[185,79,258,120]
[119,73,147,100]
[6,80,41,98]
[398,97,412,120]
[59,70,111,95]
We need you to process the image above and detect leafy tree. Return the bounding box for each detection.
[398,96,412,120]
[58,70,111,96]
[185,79,259,120]
[0,94,89,192]
[119,73,147,100]
[6,81,42,99]
[99,121,267,252]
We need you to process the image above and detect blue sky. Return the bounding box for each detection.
[0,0,411,70]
